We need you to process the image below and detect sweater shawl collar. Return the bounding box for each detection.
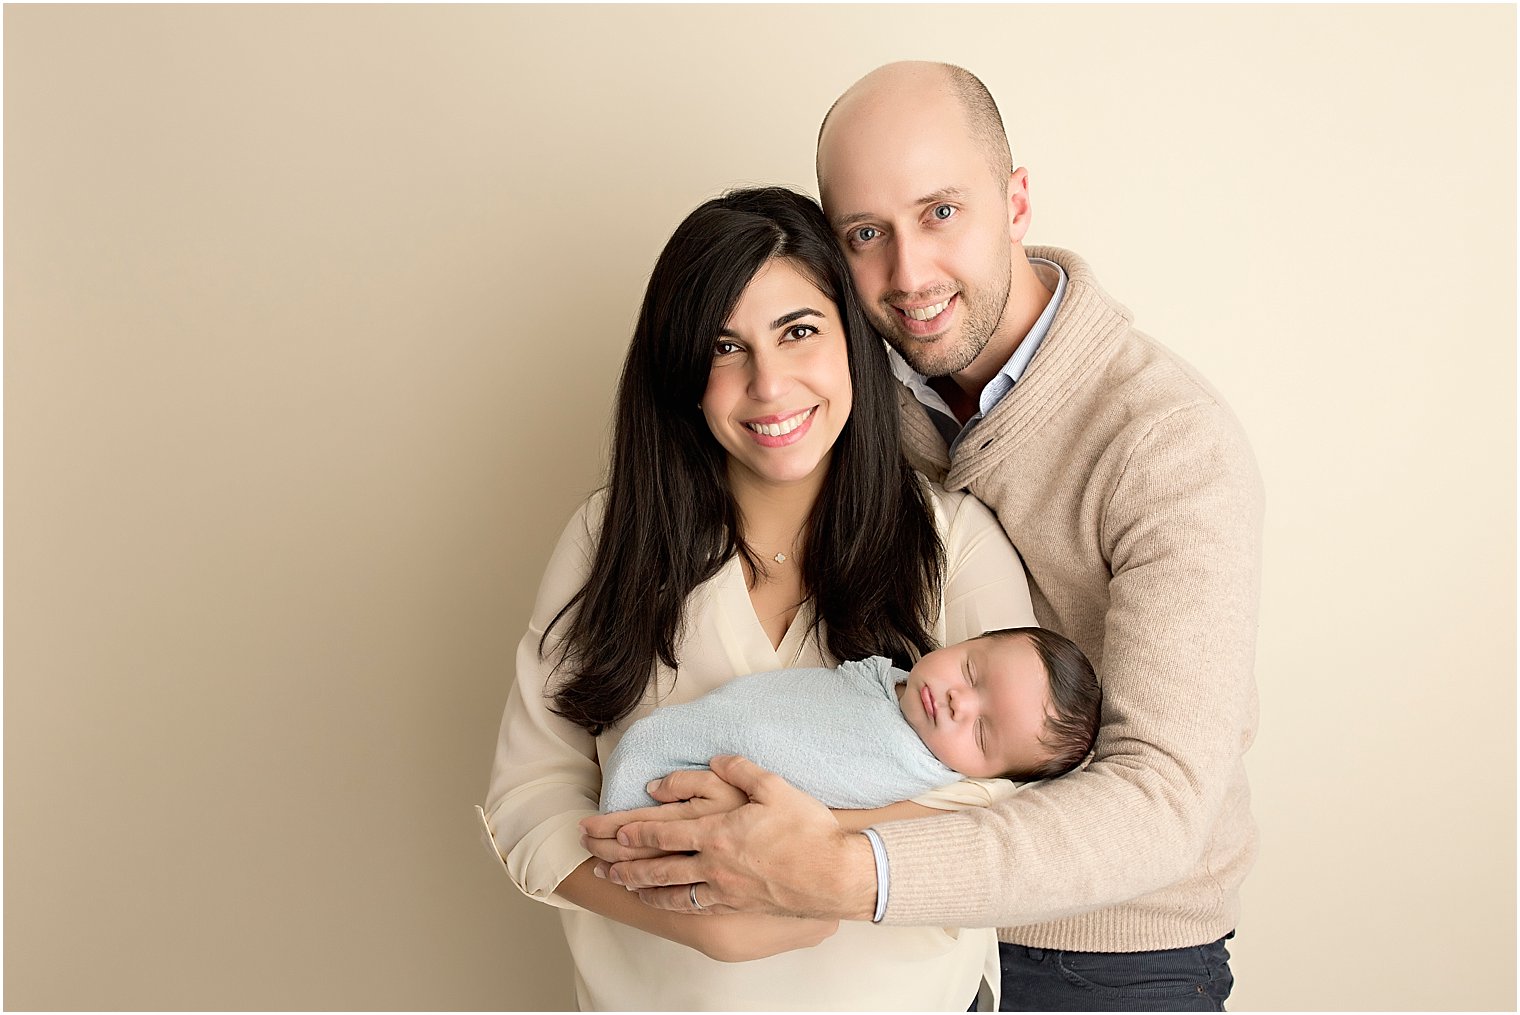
[897,245,1134,491]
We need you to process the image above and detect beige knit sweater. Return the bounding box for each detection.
[875,246,1264,952]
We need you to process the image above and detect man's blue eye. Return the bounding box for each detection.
[855,226,879,243]
[934,204,955,220]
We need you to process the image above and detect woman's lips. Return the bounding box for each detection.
[743,406,817,448]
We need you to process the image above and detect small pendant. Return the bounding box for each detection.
[773,552,787,564]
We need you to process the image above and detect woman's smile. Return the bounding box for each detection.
[700,258,852,489]
[743,406,818,445]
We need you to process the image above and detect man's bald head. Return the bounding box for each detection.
[812,60,1036,385]
[817,61,1013,192]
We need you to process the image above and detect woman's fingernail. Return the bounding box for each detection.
[617,830,630,846]
[593,865,605,879]
[646,780,661,794]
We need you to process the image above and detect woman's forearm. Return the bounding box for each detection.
[555,858,838,961]
[831,800,944,832]
[555,858,697,944]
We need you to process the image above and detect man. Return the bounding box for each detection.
[582,61,1262,1011]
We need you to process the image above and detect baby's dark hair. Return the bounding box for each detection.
[981,626,1101,780]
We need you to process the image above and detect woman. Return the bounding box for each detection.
[480,188,1036,1010]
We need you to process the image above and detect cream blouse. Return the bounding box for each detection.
[480,482,1036,1011]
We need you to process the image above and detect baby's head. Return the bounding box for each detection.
[898,627,1101,781]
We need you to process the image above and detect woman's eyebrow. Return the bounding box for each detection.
[718,308,824,338]
[771,308,823,329]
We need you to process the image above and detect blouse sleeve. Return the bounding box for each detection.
[933,483,1037,644]
[906,484,1038,812]
[478,497,605,911]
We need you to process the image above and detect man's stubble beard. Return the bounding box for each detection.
[872,253,1014,380]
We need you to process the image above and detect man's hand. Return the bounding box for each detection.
[583,755,879,921]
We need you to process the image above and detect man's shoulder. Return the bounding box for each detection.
[1025,247,1223,403]
[1102,329,1255,451]
[957,315,1258,514]
[1088,333,1263,517]
[1088,329,1229,427]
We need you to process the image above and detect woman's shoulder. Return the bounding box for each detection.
[554,487,609,546]
[533,488,610,592]
[914,474,1001,533]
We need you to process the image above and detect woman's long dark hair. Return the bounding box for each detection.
[547,187,943,735]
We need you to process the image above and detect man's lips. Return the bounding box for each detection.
[897,295,954,321]
[920,684,937,723]
[893,293,958,337]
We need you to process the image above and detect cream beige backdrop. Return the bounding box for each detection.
[5,4,1513,1011]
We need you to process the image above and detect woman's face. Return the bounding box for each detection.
[700,258,853,492]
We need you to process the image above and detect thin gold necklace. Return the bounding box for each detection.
[756,532,802,565]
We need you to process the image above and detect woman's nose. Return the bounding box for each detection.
[747,355,791,403]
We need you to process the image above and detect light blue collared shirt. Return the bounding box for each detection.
[886,257,1068,454]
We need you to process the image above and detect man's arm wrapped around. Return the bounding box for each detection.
[873,400,1264,937]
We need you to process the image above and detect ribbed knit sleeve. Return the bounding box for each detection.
[877,403,1262,946]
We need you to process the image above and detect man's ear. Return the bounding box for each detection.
[1007,167,1032,244]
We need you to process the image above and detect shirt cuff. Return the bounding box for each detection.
[861,827,890,923]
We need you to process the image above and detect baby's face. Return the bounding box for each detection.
[898,634,1053,779]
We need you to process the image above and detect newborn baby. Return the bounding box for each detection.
[599,626,1101,812]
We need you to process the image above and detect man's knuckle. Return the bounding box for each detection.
[711,825,739,853]
[708,868,736,897]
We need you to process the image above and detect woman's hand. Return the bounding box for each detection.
[581,767,749,866]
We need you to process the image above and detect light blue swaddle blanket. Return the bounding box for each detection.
[599,656,958,812]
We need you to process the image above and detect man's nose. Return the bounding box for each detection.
[888,235,933,296]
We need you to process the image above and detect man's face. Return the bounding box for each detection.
[818,94,1020,379]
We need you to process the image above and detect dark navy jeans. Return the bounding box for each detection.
[982,932,1234,1011]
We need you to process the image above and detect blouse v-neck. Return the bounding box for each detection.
[712,555,817,673]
